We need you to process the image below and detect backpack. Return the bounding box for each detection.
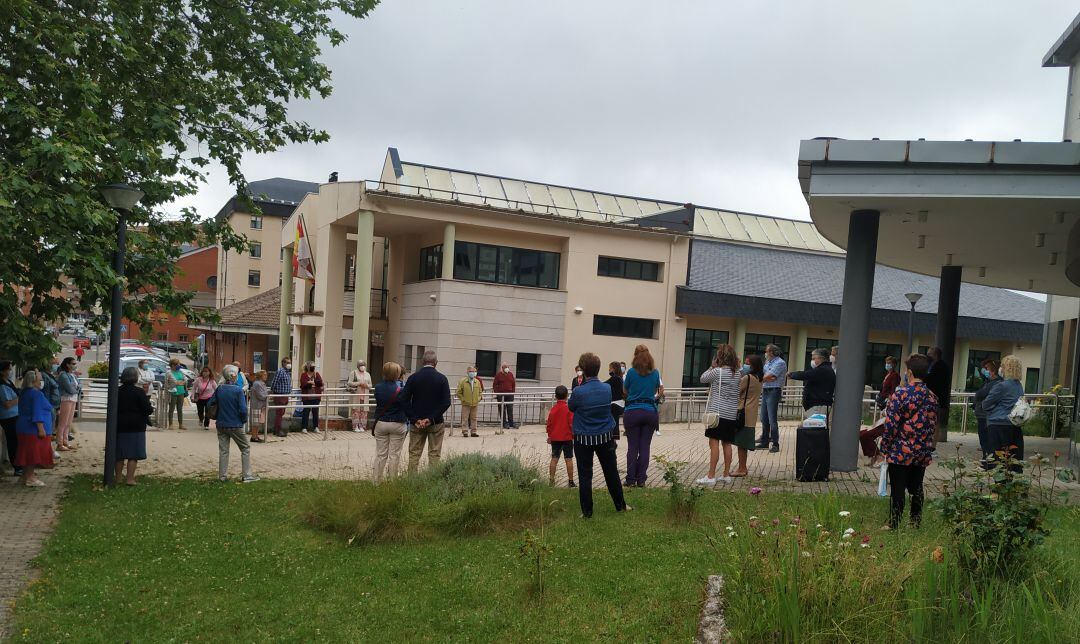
[1008,396,1034,427]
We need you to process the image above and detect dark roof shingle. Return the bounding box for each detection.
[214,287,280,330]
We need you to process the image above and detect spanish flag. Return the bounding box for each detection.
[293,215,315,282]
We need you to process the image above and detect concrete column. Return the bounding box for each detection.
[954,339,971,392]
[384,235,404,364]
[352,211,375,364]
[441,223,456,280]
[792,326,808,372]
[314,223,347,385]
[733,319,747,358]
[909,334,920,358]
[832,210,880,473]
[278,245,294,367]
[934,265,962,442]
[302,326,316,367]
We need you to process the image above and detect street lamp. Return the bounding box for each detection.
[100,183,144,488]
[904,292,923,361]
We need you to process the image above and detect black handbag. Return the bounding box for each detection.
[735,374,750,427]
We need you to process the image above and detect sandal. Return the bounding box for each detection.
[731,470,748,477]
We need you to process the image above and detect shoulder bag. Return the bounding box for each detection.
[1008,394,1033,427]
[735,374,750,427]
[701,369,721,429]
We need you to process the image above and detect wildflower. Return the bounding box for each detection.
[861,535,871,545]
[727,532,737,538]
[749,487,762,495]
[1053,451,1062,459]
[792,516,801,525]
[759,530,767,536]
[844,527,855,535]
[772,518,780,526]
[842,533,852,540]
[725,526,734,531]
[841,541,852,547]
[788,524,797,528]
[932,547,944,564]
[860,543,869,548]
[839,510,851,517]
[801,551,812,558]
[815,523,823,529]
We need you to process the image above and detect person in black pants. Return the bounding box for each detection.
[567,352,628,518]
[0,361,21,476]
[878,354,938,528]
[605,361,625,440]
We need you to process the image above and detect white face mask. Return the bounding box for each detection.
[576,370,583,377]
[502,367,509,373]
[467,372,476,379]
[358,366,366,372]
[830,355,836,363]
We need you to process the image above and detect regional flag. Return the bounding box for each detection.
[293,215,315,282]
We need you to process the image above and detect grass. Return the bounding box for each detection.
[8,471,1080,642]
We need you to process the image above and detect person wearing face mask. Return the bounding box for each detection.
[55,357,80,450]
[757,344,787,453]
[972,358,1002,463]
[492,363,517,432]
[269,357,293,437]
[347,360,373,433]
[0,361,20,476]
[137,358,155,395]
[731,354,763,477]
[623,345,663,487]
[605,361,625,440]
[788,347,836,418]
[455,366,483,437]
[830,346,839,373]
[571,367,586,390]
[15,370,55,487]
[299,362,323,434]
[861,356,900,466]
[697,344,742,485]
[40,358,61,442]
[879,354,938,528]
[877,356,901,409]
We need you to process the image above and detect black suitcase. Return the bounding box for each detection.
[795,425,830,482]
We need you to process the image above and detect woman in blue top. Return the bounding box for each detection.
[15,370,55,487]
[0,361,21,476]
[981,355,1027,473]
[372,361,409,484]
[567,352,629,518]
[622,344,663,487]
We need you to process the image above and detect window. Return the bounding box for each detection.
[157,333,168,341]
[683,329,729,387]
[404,345,413,374]
[964,350,1001,392]
[250,215,263,230]
[864,343,902,389]
[340,338,352,361]
[178,334,189,342]
[344,254,356,290]
[804,337,834,370]
[1025,368,1040,393]
[452,241,559,289]
[475,350,499,377]
[206,276,217,289]
[415,345,425,372]
[280,247,286,261]
[743,333,790,359]
[593,315,655,339]
[248,270,261,287]
[598,256,661,281]
[517,353,539,380]
[419,244,443,281]
[250,242,262,258]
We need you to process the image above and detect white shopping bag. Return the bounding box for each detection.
[877,462,889,497]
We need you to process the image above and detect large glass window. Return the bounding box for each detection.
[683,328,730,387]
[864,343,903,389]
[803,337,834,370]
[744,333,789,359]
[452,241,559,289]
[965,349,1002,392]
[1025,368,1040,393]
[476,350,499,377]
[598,256,661,281]
[517,353,539,380]
[593,315,655,339]
[419,244,443,281]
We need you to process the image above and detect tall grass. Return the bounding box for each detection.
[295,454,553,545]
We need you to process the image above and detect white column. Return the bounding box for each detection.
[352,211,375,364]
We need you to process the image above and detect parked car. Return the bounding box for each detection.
[119,356,195,386]
[152,341,187,354]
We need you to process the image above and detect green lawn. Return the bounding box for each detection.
[8,475,1080,642]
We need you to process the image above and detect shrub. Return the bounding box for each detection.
[298,454,548,546]
[86,361,109,379]
[653,455,702,523]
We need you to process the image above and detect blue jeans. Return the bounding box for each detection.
[759,388,781,446]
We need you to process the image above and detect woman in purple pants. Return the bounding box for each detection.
[622,345,663,487]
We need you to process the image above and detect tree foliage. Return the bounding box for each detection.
[0,0,378,366]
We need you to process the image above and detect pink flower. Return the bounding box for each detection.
[861,535,871,545]
[749,487,762,495]
[792,516,801,525]
[772,518,780,526]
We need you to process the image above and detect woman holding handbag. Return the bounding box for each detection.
[191,367,217,430]
[697,344,742,485]
[731,354,763,477]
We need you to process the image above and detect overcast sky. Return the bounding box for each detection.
[173,0,1080,224]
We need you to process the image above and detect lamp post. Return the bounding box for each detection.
[100,183,144,487]
[904,291,923,360]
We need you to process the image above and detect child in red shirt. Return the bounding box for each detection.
[546,385,575,488]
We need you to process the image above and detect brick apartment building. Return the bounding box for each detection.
[122,245,218,345]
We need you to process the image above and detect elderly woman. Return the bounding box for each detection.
[191,366,217,430]
[15,370,55,487]
[56,357,80,450]
[982,355,1026,472]
[209,365,257,483]
[136,357,155,394]
[372,361,409,483]
[568,352,629,518]
[299,362,323,434]
[879,354,938,529]
[248,370,268,443]
[697,344,742,485]
[166,358,188,429]
[732,354,763,477]
[116,367,153,485]
[0,361,20,476]
[347,360,372,433]
[623,344,663,487]
[972,358,1002,463]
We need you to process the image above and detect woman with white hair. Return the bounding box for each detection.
[116,366,153,485]
[15,370,55,487]
[208,364,258,483]
[347,360,372,433]
[982,355,1027,472]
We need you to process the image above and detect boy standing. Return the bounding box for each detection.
[455,366,483,437]
[546,385,576,488]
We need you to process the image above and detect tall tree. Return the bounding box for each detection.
[0,0,378,366]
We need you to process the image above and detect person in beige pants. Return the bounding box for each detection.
[372,362,409,483]
[455,366,483,437]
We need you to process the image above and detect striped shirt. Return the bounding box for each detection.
[701,367,740,421]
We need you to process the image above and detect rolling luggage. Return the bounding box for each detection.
[795,425,830,482]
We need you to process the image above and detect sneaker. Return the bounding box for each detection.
[301,429,308,434]
[769,444,780,453]
[654,429,661,436]
[24,479,45,487]
[312,428,321,434]
[52,450,60,459]
[242,476,260,483]
[717,475,734,483]
[568,480,576,488]
[695,476,716,485]
[352,428,363,433]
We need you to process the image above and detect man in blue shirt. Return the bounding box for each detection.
[210,365,258,483]
[757,344,787,453]
[568,352,628,518]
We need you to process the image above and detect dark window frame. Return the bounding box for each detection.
[249,241,262,258]
[452,241,559,289]
[683,328,730,387]
[419,244,443,281]
[743,333,790,360]
[475,350,499,378]
[597,256,662,282]
[592,315,656,339]
[516,353,539,380]
[250,215,263,230]
[247,270,261,287]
